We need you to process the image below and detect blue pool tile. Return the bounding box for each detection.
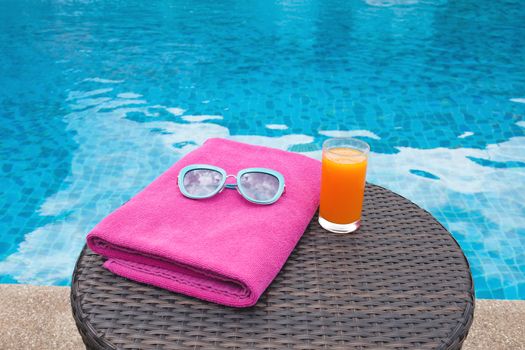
[0,0,524,300]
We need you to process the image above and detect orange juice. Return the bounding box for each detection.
[320,147,368,225]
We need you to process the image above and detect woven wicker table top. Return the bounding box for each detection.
[71,184,474,350]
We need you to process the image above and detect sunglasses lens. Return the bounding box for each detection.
[183,169,223,197]
[239,172,280,202]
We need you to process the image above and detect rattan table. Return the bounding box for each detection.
[71,184,474,350]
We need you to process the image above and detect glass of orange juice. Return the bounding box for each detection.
[319,137,370,233]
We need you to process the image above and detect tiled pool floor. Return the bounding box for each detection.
[0,0,524,299]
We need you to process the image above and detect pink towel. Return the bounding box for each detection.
[87,138,321,307]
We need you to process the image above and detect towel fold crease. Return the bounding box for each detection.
[87,138,321,307]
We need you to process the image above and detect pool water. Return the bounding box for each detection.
[0,0,524,299]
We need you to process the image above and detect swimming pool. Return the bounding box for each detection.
[0,0,523,299]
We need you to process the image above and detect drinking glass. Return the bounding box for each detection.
[319,137,370,233]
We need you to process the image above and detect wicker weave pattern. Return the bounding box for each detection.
[71,184,474,350]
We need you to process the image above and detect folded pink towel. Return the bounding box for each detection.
[87,138,321,307]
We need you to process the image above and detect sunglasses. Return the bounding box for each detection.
[178,164,285,205]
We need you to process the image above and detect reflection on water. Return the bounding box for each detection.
[0,0,524,299]
[0,84,523,300]
[365,0,419,7]
[0,86,315,284]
